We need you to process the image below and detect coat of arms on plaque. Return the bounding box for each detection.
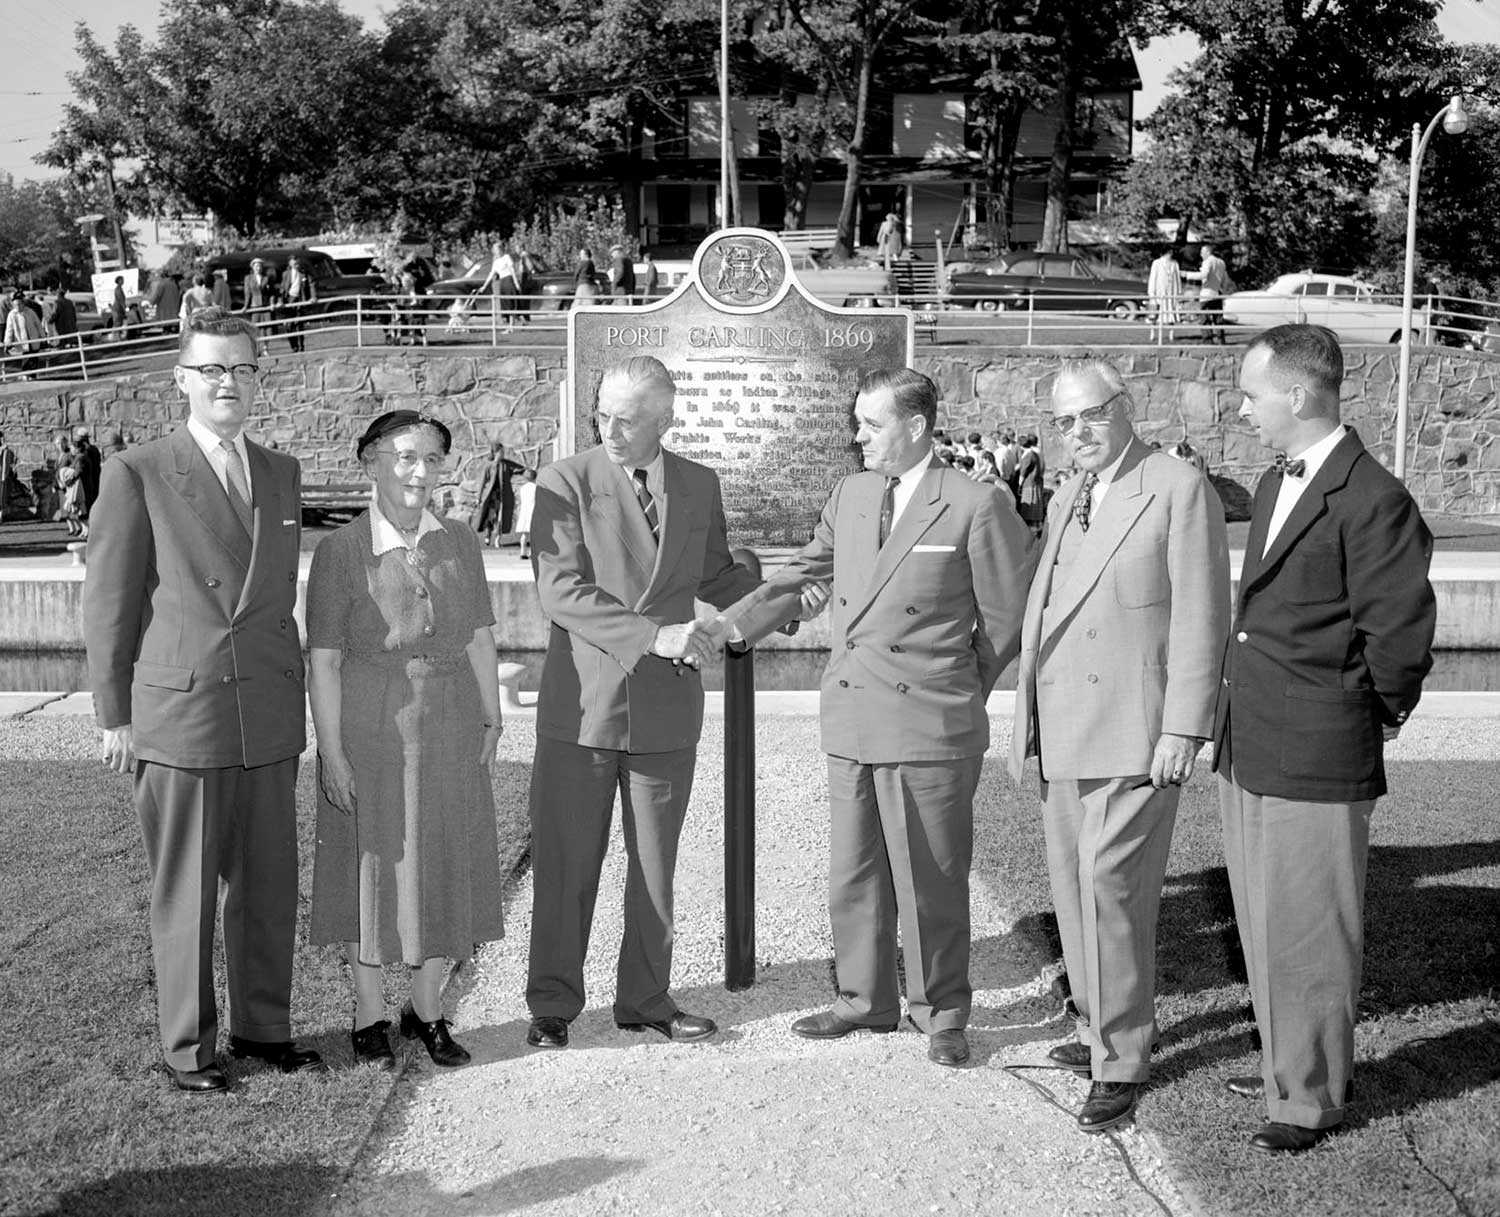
[700,234,784,307]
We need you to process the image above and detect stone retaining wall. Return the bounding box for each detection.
[2,342,1497,519]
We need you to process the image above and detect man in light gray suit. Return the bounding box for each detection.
[1010,358,1230,1132]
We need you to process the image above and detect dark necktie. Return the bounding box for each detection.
[633,468,659,544]
[1073,472,1099,533]
[878,476,898,547]
[220,439,254,536]
[1275,454,1307,478]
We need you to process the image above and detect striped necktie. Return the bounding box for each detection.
[221,439,254,536]
[1073,472,1099,533]
[633,468,659,544]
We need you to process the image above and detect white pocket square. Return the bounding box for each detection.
[282,519,297,526]
[912,544,956,553]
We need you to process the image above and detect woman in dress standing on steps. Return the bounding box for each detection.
[307,410,504,1069]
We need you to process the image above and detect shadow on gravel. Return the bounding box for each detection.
[38,1156,644,1216]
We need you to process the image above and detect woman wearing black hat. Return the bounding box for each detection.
[305,411,504,1069]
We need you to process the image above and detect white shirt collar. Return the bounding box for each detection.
[369,493,443,555]
[1091,443,1132,488]
[889,449,933,490]
[186,414,248,474]
[623,449,665,495]
[1283,425,1346,482]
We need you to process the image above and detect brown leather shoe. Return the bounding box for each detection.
[526,1016,570,1049]
[1250,1122,1332,1154]
[1077,1081,1140,1133]
[790,1009,900,1039]
[928,1029,970,1067]
[617,1010,717,1042]
[228,1037,325,1073]
[1047,1041,1092,1074]
[167,1063,228,1093]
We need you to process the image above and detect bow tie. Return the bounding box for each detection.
[1274,455,1307,478]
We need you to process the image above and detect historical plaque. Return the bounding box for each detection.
[565,228,913,546]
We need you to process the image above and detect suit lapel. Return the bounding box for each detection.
[165,428,252,570]
[233,441,282,618]
[847,460,947,626]
[643,451,694,604]
[583,448,656,599]
[1245,430,1361,594]
[1020,474,1078,652]
[1040,440,1154,640]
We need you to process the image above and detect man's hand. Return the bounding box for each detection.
[1150,733,1202,788]
[1381,724,1402,742]
[651,617,725,669]
[481,721,504,768]
[100,725,135,774]
[319,750,358,815]
[797,581,831,622]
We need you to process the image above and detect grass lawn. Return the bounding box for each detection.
[0,716,531,1217]
[978,728,1500,1217]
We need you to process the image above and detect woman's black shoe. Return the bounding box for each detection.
[351,1019,395,1069]
[399,1001,471,1067]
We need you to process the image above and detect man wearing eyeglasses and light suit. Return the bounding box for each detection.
[1010,358,1229,1133]
[524,355,761,1049]
[84,307,318,1093]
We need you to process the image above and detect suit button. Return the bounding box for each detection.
[204,577,220,588]
[1236,631,1248,643]
[838,597,847,606]
[414,587,429,599]
[288,572,296,581]
[1086,628,1097,639]
[221,675,235,684]
[889,644,903,653]
[422,625,435,636]
[283,669,295,679]
[845,641,855,650]
[279,619,287,629]
[838,680,849,688]
[1087,673,1099,684]
[1223,677,1231,687]
[896,682,909,694]
[905,606,918,615]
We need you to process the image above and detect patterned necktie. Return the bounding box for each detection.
[632,468,659,544]
[878,476,898,547]
[1073,472,1099,533]
[1274,454,1307,478]
[220,439,254,536]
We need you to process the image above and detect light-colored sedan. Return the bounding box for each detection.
[1222,272,1413,344]
[789,253,897,307]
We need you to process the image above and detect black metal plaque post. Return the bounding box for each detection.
[724,546,760,991]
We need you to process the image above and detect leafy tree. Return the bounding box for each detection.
[42,0,386,236]
[0,176,99,288]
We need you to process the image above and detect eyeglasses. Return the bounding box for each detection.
[1052,390,1124,434]
[371,448,449,472]
[181,363,259,380]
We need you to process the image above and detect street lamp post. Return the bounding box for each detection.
[1395,94,1468,480]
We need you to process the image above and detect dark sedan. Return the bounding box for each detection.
[945,252,1150,319]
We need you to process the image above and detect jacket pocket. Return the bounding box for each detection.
[1284,544,1344,604]
[135,661,194,691]
[1278,683,1376,782]
[1114,545,1167,609]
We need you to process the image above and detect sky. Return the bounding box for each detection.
[3,0,1499,184]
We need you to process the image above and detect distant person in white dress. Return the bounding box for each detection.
[1148,249,1184,342]
[513,468,537,560]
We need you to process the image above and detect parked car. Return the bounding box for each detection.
[944,251,1150,318]
[1222,272,1412,344]
[202,247,376,314]
[789,253,897,307]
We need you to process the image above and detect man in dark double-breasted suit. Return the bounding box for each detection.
[85,308,319,1092]
[721,368,1034,1068]
[1215,324,1436,1153]
[524,355,761,1049]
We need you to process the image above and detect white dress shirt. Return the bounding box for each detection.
[1086,444,1133,514]
[1262,425,1346,556]
[186,415,252,504]
[369,494,443,555]
[623,450,667,533]
[886,450,933,532]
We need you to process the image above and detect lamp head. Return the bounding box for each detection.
[1443,95,1469,136]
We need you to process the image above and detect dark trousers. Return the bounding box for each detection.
[135,757,299,1070]
[526,735,697,1023]
[825,754,980,1033]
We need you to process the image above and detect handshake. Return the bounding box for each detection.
[650,616,731,670]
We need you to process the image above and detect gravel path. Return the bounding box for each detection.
[322,715,1191,1217]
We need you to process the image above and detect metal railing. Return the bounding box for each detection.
[4,288,1496,383]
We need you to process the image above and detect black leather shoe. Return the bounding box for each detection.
[928,1029,970,1067]
[617,1010,717,1042]
[526,1016,570,1049]
[351,1020,395,1069]
[399,1001,470,1067]
[1077,1081,1140,1133]
[228,1037,325,1073]
[1047,1041,1092,1075]
[1250,1122,1331,1154]
[167,1063,228,1093]
[1225,1075,1263,1099]
[790,1009,900,1039]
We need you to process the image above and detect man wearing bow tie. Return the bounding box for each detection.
[84,308,318,1092]
[720,368,1033,1068]
[1010,358,1229,1132]
[1215,324,1435,1153]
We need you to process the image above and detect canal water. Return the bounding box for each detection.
[3,649,1498,693]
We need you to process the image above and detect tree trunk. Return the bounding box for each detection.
[778,77,808,229]
[996,101,1024,251]
[1039,65,1078,252]
[834,47,875,259]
